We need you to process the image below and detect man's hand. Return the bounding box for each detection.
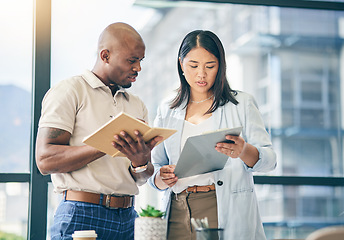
[112,130,163,167]
[112,130,163,184]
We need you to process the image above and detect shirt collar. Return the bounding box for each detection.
[82,70,129,99]
[114,87,129,100]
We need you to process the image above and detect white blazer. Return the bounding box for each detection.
[149,91,277,240]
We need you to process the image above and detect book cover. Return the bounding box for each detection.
[82,112,177,157]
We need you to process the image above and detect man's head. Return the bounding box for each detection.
[93,22,145,89]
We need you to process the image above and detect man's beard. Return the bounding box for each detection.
[122,83,132,88]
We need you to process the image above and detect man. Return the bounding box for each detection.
[35,22,161,240]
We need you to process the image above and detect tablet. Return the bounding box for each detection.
[174,127,243,178]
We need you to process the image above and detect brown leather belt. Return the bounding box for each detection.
[181,184,216,194]
[65,190,134,209]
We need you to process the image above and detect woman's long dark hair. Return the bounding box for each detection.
[170,30,238,114]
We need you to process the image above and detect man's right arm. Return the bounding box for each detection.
[35,127,105,175]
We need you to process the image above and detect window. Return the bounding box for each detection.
[0,0,33,239]
[0,0,33,173]
[2,1,344,239]
[49,2,344,238]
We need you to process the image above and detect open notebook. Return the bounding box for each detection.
[82,112,177,157]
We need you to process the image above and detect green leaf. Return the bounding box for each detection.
[138,205,165,218]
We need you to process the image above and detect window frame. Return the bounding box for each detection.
[0,0,343,239]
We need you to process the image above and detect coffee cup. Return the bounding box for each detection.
[72,230,97,240]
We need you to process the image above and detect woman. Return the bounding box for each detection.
[148,30,277,240]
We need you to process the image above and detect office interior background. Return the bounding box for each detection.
[1,0,344,239]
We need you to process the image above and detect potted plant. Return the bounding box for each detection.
[134,205,167,240]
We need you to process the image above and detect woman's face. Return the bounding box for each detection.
[180,47,219,95]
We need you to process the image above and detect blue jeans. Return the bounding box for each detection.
[50,199,138,240]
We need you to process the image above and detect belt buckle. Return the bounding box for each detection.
[105,194,120,209]
[105,194,127,209]
[186,186,197,193]
[107,195,123,209]
[105,195,133,209]
[105,194,112,208]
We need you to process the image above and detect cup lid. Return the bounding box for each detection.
[72,230,98,237]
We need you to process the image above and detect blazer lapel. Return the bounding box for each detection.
[168,107,186,165]
[213,105,224,130]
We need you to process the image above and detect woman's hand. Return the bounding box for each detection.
[155,165,178,189]
[215,135,259,168]
[215,135,246,158]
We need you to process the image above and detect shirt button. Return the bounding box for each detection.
[217,180,223,186]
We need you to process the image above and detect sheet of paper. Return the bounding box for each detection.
[174,127,243,178]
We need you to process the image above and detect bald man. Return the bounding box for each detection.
[36,22,161,240]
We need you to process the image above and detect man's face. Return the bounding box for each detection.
[107,38,145,88]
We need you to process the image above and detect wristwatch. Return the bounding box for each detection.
[130,162,148,173]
